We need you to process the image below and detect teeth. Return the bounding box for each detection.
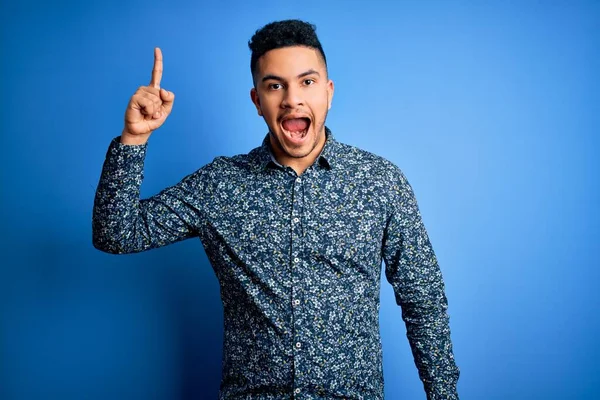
[283,128,308,137]
[294,129,307,137]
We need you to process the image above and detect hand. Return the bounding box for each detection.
[121,47,175,144]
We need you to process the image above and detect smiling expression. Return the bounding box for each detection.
[250,46,334,174]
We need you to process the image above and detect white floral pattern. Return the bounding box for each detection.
[93,127,460,399]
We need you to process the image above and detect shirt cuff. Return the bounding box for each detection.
[100,136,148,183]
[105,135,148,165]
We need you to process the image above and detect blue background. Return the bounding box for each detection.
[1,0,598,399]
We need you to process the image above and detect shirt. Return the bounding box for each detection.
[92,127,460,399]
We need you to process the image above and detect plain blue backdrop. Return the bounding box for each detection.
[1,0,598,399]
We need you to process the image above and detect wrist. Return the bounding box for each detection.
[120,130,150,145]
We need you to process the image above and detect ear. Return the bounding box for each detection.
[326,79,334,110]
[250,87,263,116]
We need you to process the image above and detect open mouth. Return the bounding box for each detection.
[281,117,311,139]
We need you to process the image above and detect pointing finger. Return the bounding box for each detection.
[150,47,163,89]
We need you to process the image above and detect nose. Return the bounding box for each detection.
[281,85,304,109]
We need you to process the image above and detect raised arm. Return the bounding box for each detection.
[382,167,460,399]
[92,48,208,254]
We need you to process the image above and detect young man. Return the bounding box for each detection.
[93,19,460,399]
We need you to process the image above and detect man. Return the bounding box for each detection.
[93,19,460,399]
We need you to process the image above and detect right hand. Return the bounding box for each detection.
[121,47,175,144]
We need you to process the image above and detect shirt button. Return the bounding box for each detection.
[294,388,301,394]
[293,299,300,306]
[295,342,301,348]
[296,178,302,183]
[293,217,299,223]
[294,257,299,263]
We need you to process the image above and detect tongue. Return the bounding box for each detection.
[282,118,308,132]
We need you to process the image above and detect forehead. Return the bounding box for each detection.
[256,46,325,78]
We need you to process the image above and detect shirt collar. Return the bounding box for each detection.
[255,126,338,171]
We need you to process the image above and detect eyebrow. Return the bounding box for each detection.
[261,69,321,83]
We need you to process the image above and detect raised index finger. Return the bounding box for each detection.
[150,47,163,89]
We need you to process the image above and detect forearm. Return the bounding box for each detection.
[402,290,460,399]
[92,136,200,254]
[92,136,152,253]
[388,248,460,398]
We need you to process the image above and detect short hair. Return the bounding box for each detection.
[248,19,327,82]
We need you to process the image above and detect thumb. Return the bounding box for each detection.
[160,88,174,103]
[160,88,175,114]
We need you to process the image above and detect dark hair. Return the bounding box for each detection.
[248,19,327,81]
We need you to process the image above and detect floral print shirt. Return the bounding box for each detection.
[92,127,460,399]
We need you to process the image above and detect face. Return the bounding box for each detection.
[250,46,334,173]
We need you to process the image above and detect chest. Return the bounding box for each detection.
[205,170,390,258]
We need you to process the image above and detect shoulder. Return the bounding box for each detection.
[333,140,408,184]
[193,145,263,180]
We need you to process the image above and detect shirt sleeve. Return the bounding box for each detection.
[381,167,460,399]
[92,136,209,254]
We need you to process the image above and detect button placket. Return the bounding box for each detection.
[290,174,306,393]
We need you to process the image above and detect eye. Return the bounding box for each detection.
[269,83,283,90]
[304,79,315,86]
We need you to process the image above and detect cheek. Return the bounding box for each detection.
[309,93,330,116]
[260,96,281,119]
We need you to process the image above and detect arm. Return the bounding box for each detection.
[92,137,208,254]
[382,168,460,399]
[92,47,206,254]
